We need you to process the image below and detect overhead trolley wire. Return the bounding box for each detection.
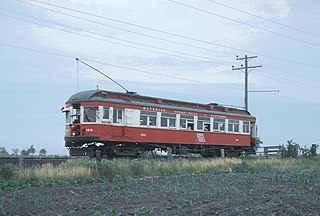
[263,64,320,84]
[207,0,320,39]
[18,0,320,68]
[168,0,320,48]
[253,70,319,91]
[18,0,243,52]
[18,0,234,57]
[0,43,74,59]
[0,9,232,66]
[0,42,242,91]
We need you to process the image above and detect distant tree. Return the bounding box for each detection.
[310,144,318,157]
[39,148,47,156]
[21,149,29,156]
[12,148,19,156]
[256,137,263,148]
[0,147,9,156]
[299,145,310,158]
[27,145,36,156]
[283,139,299,158]
[20,146,37,156]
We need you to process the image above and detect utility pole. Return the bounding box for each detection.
[232,55,262,111]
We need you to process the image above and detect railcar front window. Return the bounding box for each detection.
[66,111,70,124]
[243,121,250,134]
[70,107,80,123]
[83,107,97,122]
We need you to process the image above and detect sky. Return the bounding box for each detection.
[0,0,319,155]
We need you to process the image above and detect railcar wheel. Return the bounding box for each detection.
[69,147,95,157]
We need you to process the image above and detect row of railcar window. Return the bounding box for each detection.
[140,110,250,134]
[68,106,251,134]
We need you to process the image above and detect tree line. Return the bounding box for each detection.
[283,140,318,158]
[0,145,47,156]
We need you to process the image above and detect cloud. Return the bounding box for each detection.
[19,0,290,85]
[255,0,290,18]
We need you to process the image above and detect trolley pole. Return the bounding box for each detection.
[232,55,262,111]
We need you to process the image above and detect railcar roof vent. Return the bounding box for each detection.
[126,91,137,95]
[208,103,218,106]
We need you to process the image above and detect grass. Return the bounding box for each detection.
[1,159,319,215]
[0,157,319,189]
[21,162,98,181]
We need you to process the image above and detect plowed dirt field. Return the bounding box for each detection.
[1,169,320,215]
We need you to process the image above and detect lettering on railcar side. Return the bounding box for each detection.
[143,107,166,112]
[196,133,206,142]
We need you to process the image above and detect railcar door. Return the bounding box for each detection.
[113,108,124,124]
[62,104,80,137]
[112,108,126,137]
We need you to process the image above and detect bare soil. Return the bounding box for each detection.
[1,170,320,215]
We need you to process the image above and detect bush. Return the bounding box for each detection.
[283,140,299,158]
[0,164,18,180]
[310,144,318,157]
[299,146,311,158]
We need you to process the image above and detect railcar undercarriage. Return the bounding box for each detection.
[66,141,256,158]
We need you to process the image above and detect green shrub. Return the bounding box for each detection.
[98,160,120,180]
[129,162,145,177]
[0,164,18,180]
[283,140,299,158]
[232,161,249,173]
[310,144,318,157]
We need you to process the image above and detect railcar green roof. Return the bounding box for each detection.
[67,90,101,102]
[68,90,217,107]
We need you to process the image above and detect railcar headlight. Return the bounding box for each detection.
[72,131,76,136]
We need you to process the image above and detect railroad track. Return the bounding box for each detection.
[0,156,71,169]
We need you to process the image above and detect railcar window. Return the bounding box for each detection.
[161,117,167,127]
[213,118,225,132]
[197,117,210,131]
[228,120,240,133]
[113,108,123,124]
[71,107,80,123]
[66,112,71,124]
[83,107,97,122]
[243,121,250,134]
[103,106,110,119]
[150,116,157,126]
[140,115,147,125]
[180,119,186,129]
[180,115,194,130]
[161,113,176,128]
[197,121,203,130]
[140,111,157,126]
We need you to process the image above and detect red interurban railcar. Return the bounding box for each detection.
[62,90,257,157]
